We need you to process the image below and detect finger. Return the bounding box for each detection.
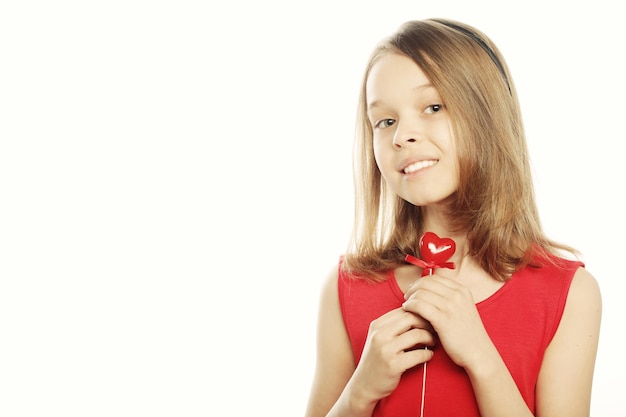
[404,272,453,290]
[416,276,475,311]
[407,275,466,304]
[396,327,436,351]
[369,308,425,339]
[370,307,408,328]
[389,310,433,336]
[404,279,419,300]
[396,346,435,371]
[403,278,445,305]
[401,288,447,323]
[419,274,454,290]
[404,276,446,300]
[402,296,440,321]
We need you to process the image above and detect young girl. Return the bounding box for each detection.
[305,18,601,417]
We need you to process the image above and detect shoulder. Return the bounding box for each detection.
[564,267,602,320]
[319,262,340,309]
[517,252,585,298]
[515,251,600,318]
[527,250,584,274]
[509,253,582,305]
[320,260,381,313]
[315,260,350,346]
[554,265,602,338]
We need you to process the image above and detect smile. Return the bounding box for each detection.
[403,159,438,174]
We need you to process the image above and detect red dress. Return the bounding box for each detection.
[338,255,583,416]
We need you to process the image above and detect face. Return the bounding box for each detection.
[366,53,459,207]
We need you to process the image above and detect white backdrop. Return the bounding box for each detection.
[1,1,624,416]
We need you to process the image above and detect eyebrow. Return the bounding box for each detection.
[367,83,436,110]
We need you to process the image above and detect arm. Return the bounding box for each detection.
[304,267,367,417]
[469,267,602,417]
[535,267,602,416]
[305,266,435,417]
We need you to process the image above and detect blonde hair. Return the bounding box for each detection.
[343,18,576,281]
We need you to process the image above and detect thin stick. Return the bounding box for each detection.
[419,269,433,417]
[420,356,427,417]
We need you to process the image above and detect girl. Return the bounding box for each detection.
[305,18,601,417]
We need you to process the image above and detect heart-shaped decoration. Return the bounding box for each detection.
[420,231,456,265]
[405,232,457,276]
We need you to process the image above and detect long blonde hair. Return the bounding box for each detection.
[343,18,576,281]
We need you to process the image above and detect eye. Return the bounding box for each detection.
[424,104,444,114]
[374,118,396,129]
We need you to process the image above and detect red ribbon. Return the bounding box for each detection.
[404,254,456,276]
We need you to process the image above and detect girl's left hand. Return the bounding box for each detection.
[402,274,492,371]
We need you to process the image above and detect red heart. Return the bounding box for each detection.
[420,232,456,265]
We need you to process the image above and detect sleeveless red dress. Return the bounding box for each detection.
[338,255,583,416]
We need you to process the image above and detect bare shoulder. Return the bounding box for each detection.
[556,266,602,347]
[319,262,341,305]
[559,267,602,333]
[556,266,602,351]
[316,263,350,356]
[567,267,602,318]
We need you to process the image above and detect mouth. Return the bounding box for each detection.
[402,159,438,174]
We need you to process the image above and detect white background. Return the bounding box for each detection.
[1,1,624,416]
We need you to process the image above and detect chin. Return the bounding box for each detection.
[402,192,457,208]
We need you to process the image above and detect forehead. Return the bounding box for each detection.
[366,53,435,105]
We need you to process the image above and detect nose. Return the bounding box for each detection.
[392,120,421,149]
[392,136,417,149]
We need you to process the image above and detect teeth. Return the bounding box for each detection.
[404,160,437,174]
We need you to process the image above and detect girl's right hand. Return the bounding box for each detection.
[349,307,436,402]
